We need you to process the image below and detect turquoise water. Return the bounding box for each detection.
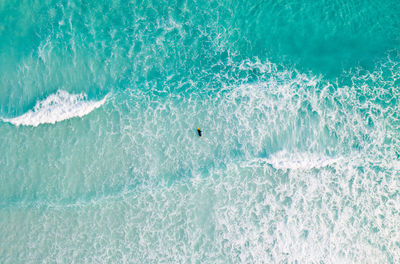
[1,0,400,262]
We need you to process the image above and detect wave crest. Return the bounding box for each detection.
[244,150,343,170]
[2,90,108,127]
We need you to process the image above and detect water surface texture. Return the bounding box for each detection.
[1,0,400,262]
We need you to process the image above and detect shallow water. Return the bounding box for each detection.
[1,0,400,262]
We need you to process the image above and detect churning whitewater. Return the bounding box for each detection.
[1,90,108,127]
[1,0,400,263]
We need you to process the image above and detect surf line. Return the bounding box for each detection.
[1,90,109,127]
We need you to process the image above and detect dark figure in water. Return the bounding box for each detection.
[197,127,202,137]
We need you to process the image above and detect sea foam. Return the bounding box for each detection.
[244,150,343,170]
[2,90,108,127]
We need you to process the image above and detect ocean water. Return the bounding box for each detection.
[1,0,400,262]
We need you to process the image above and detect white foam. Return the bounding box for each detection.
[2,90,109,127]
[244,150,343,170]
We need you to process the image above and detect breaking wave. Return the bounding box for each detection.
[2,90,109,127]
[244,150,344,170]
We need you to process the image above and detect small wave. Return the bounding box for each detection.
[243,150,343,170]
[2,90,109,127]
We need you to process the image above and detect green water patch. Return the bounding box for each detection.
[222,0,400,77]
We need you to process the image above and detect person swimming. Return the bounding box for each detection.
[197,127,202,137]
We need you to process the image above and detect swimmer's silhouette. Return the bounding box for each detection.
[197,127,202,137]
